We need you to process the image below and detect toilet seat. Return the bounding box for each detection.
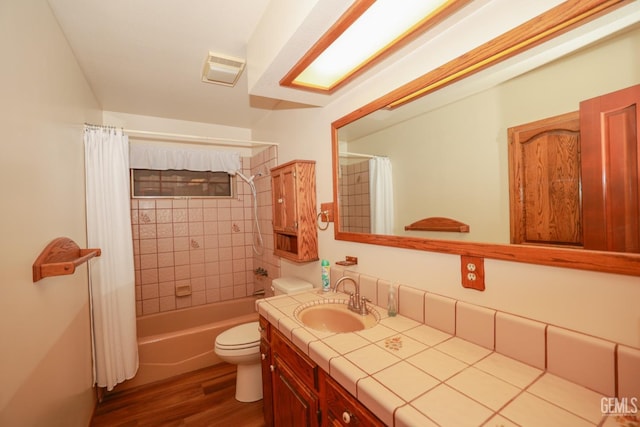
[215,321,260,350]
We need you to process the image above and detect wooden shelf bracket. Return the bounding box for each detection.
[33,237,101,282]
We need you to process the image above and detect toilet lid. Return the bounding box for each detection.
[215,321,260,349]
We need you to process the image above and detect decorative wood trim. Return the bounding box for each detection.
[405,217,469,233]
[33,237,101,282]
[334,231,640,277]
[332,0,631,128]
[280,0,471,93]
[331,0,640,277]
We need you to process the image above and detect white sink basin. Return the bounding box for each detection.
[295,302,379,333]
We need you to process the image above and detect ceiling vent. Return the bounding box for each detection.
[201,52,246,87]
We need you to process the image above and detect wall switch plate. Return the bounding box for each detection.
[461,255,485,291]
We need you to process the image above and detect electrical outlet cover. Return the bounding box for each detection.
[461,255,485,291]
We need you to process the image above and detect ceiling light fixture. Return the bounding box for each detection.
[202,52,246,87]
[280,0,470,93]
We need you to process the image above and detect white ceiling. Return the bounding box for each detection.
[46,0,564,131]
[46,0,640,133]
[47,0,273,129]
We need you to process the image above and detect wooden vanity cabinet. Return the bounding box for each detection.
[259,316,274,427]
[271,327,320,427]
[260,315,384,427]
[322,371,385,427]
[271,160,319,262]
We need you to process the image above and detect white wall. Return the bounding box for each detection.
[0,0,101,425]
[252,26,640,349]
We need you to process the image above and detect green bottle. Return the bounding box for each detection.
[321,259,330,292]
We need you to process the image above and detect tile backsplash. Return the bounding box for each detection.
[132,147,280,316]
[331,265,640,401]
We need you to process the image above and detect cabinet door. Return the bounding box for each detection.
[580,84,640,252]
[280,164,298,233]
[272,164,298,233]
[508,112,582,247]
[273,355,320,427]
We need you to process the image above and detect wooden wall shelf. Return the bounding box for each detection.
[33,237,101,282]
[405,217,470,233]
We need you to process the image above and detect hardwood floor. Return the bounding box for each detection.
[91,363,266,427]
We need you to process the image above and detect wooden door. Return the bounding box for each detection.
[508,111,582,247]
[272,355,319,427]
[580,84,640,252]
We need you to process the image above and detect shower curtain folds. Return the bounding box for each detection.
[84,124,139,391]
[369,156,394,234]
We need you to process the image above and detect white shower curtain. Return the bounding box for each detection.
[369,156,394,234]
[84,125,138,391]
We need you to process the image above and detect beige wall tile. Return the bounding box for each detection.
[617,345,640,399]
[456,301,495,350]
[359,274,378,305]
[547,326,615,396]
[424,293,456,334]
[496,312,546,369]
[377,279,392,309]
[398,285,425,322]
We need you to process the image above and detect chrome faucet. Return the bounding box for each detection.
[332,276,370,315]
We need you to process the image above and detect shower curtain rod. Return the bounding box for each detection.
[339,151,376,159]
[123,128,278,148]
[85,123,278,148]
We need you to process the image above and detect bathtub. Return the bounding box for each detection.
[116,297,259,391]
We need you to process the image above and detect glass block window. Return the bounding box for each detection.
[131,169,234,198]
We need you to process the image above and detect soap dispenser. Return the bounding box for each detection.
[387,284,397,317]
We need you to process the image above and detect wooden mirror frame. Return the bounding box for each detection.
[331,0,640,277]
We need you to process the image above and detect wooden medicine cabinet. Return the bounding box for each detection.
[271,160,319,262]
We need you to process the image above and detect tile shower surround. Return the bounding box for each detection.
[340,160,371,233]
[132,149,280,316]
[258,266,640,427]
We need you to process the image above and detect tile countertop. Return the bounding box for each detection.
[256,290,632,427]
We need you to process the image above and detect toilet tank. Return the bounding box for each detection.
[271,277,313,295]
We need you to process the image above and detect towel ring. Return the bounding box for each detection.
[317,211,330,230]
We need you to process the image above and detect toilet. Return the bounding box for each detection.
[214,277,313,402]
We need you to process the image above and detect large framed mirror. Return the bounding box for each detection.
[332,0,640,276]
